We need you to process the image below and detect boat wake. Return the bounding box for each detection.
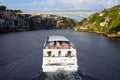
[32,70,95,80]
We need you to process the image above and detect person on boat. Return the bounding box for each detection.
[50,41,57,49]
[62,42,69,49]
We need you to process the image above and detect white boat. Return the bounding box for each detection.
[42,36,78,72]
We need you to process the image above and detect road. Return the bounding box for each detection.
[0,29,120,80]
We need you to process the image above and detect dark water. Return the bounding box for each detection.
[0,29,120,80]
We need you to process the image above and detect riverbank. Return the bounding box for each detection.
[95,31,120,39]
[75,29,120,42]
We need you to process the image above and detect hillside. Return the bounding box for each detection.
[0,10,77,33]
[25,15,77,30]
[74,5,120,37]
[0,6,77,33]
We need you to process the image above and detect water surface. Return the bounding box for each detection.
[0,30,120,80]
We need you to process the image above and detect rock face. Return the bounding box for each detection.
[0,10,77,33]
[26,15,77,30]
[0,10,29,33]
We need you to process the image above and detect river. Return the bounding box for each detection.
[0,29,120,80]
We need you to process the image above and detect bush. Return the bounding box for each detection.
[0,5,6,10]
[12,9,22,13]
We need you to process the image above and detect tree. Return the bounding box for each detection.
[12,9,22,13]
[0,5,6,10]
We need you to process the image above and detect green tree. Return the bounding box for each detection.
[0,5,6,10]
[109,16,120,34]
[12,9,22,13]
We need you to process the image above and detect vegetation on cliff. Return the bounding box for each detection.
[0,5,6,10]
[0,5,22,13]
[75,5,120,36]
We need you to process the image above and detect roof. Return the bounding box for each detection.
[48,36,69,41]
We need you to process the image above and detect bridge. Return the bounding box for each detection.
[20,11,94,15]
[19,11,95,18]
